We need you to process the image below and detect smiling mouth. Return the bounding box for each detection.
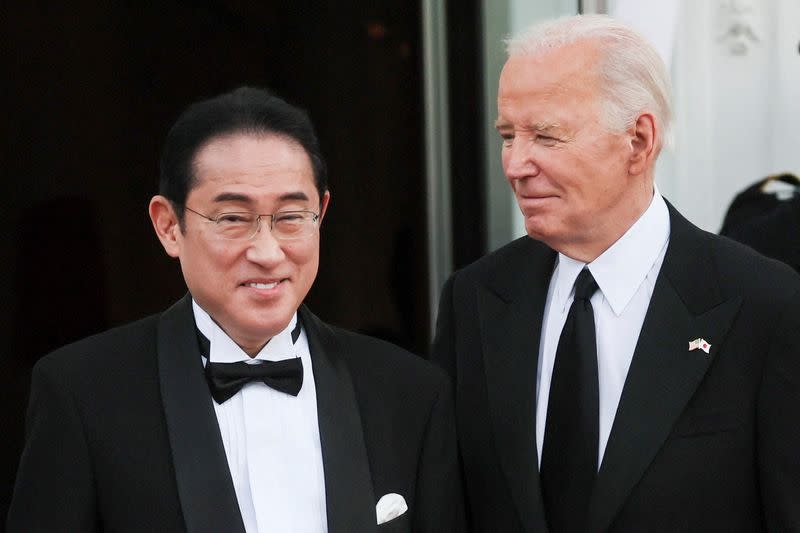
[519,194,556,202]
[242,280,285,289]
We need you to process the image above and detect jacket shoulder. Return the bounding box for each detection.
[452,235,549,283]
[317,324,450,405]
[668,200,800,303]
[708,231,800,299]
[34,313,160,381]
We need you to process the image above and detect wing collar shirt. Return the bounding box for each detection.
[193,300,328,533]
[536,188,671,468]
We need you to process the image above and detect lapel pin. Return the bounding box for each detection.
[689,338,711,354]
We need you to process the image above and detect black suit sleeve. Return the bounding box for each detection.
[411,373,466,533]
[7,359,98,533]
[430,273,478,532]
[758,291,800,530]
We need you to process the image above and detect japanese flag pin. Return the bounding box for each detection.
[688,337,711,354]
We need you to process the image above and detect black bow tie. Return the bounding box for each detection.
[201,321,303,404]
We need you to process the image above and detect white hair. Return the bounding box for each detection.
[506,14,673,150]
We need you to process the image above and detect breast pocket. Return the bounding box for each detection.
[670,410,741,438]
[377,511,410,533]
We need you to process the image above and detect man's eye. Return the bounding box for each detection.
[501,136,514,147]
[218,214,252,224]
[537,135,558,146]
[275,213,304,222]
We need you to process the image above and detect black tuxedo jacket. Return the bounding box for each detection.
[433,204,800,532]
[8,296,465,532]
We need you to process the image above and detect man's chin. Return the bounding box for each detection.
[524,220,549,241]
[251,307,299,333]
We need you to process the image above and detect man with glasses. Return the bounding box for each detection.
[8,87,464,532]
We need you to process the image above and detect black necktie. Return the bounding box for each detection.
[203,321,303,404]
[540,268,600,532]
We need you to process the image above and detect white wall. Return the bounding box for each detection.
[616,0,800,231]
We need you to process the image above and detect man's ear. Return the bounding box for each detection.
[318,190,331,225]
[149,195,182,258]
[628,112,657,175]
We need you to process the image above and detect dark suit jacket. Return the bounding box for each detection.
[433,204,800,532]
[721,192,800,275]
[719,173,799,236]
[8,296,465,533]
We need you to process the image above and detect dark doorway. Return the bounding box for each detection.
[2,1,428,519]
[447,0,487,268]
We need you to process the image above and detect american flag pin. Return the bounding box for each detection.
[688,338,711,354]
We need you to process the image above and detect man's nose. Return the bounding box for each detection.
[504,138,540,181]
[244,223,286,265]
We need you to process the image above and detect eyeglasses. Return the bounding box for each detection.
[183,206,320,241]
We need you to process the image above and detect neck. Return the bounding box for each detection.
[192,298,278,358]
[239,340,271,358]
[555,178,654,263]
[214,320,273,358]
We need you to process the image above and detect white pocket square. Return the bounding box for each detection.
[376,493,408,525]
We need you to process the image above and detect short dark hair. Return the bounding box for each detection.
[159,87,328,221]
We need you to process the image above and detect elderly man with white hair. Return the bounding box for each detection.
[433,14,800,532]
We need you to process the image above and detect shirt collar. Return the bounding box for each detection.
[192,299,298,363]
[552,187,670,316]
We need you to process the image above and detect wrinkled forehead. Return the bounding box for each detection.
[500,40,602,97]
[185,133,320,208]
[498,42,604,124]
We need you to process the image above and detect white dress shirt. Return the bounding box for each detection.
[536,190,671,468]
[193,301,328,533]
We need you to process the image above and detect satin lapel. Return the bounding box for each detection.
[588,206,742,532]
[300,306,377,533]
[478,240,555,532]
[157,295,246,533]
